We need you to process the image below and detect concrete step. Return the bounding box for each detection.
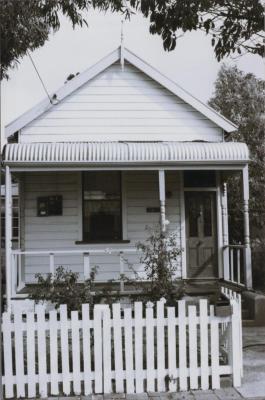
[242,290,265,326]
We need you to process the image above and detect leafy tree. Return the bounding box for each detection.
[1,0,264,80]
[209,65,265,288]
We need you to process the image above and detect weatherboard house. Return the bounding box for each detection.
[3,47,252,311]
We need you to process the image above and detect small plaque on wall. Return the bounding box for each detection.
[37,195,63,217]
[146,207,160,213]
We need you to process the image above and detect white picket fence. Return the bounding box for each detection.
[221,286,243,379]
[1,297,242,399]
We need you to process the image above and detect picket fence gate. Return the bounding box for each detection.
[1,296,242,399]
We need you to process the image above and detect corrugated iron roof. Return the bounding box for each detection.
[4,142,249,165]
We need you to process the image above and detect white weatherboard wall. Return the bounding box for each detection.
[19,62,223,143]
[21,171,182,283]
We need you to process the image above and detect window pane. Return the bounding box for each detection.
[83,172,122,241]
[203,195,213,236]
[12,227,19,238]
[187,196,199,237]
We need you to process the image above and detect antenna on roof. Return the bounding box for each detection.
[120,18,125,71]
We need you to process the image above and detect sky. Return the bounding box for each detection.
[1,10,264,141]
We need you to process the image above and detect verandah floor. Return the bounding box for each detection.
[15,279,221,299]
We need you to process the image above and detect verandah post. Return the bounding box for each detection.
[221,181,230,281]
[158,170,166,233]
[5,165,13,311]
[242,165,252,289]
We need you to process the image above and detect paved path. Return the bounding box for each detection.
[237,326,265,398]
[41,390,264,400]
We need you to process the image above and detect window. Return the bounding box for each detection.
[82,172,122,242]
[1,197,20,248]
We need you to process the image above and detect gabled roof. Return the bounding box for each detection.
[5,46,237,138]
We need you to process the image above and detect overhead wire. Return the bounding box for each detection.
[27,51,54,104]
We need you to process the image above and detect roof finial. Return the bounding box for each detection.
[120,18,125,71]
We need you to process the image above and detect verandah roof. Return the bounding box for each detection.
[3,142,249,167]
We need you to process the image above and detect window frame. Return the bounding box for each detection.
[1,195,20,247]
[78,171,129,244]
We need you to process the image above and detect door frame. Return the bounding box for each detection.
[180,171,222,279]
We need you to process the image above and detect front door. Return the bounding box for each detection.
[185,192,217,278]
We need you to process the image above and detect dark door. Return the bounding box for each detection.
[185,192,217,278]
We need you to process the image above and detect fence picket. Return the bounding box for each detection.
[82,304,92,395]
[112,303,124,393]
[49,310,59,395]
[2,313,14,398]
[238,294,243,378]
[124,307,134,393]
[210,306,220,389]
[231,299,241,387]
[146,303,155,392]
[156,300,166,392]
[27,311,36,397]
[103,307,112,393]
[188,305,198,389]
[14,310,25,398]
[36,305,47,398]
[60,305,71,395]
[221,287,243,384]
[167,306,177,392]
[199,300,209,390]
[94,305,103,393]
[71,311,81,394]
[178,300,187,391]
[134,302,144,393]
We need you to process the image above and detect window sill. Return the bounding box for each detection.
[75,240,131,245]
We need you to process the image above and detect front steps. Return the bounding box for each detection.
[242,290,265,326]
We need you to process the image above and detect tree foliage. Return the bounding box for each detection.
[1,0,264,80]
[209,64,265,243]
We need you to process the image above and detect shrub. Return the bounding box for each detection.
[125,229,184,305]
[29,266,98,312]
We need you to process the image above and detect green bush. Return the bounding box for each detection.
[29,265,98,312]
[125,230,184,305]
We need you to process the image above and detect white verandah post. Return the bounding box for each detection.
[5,166,13,311]
[242,165,252,289]
[158,170,166,233]
[221,181,229,281]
